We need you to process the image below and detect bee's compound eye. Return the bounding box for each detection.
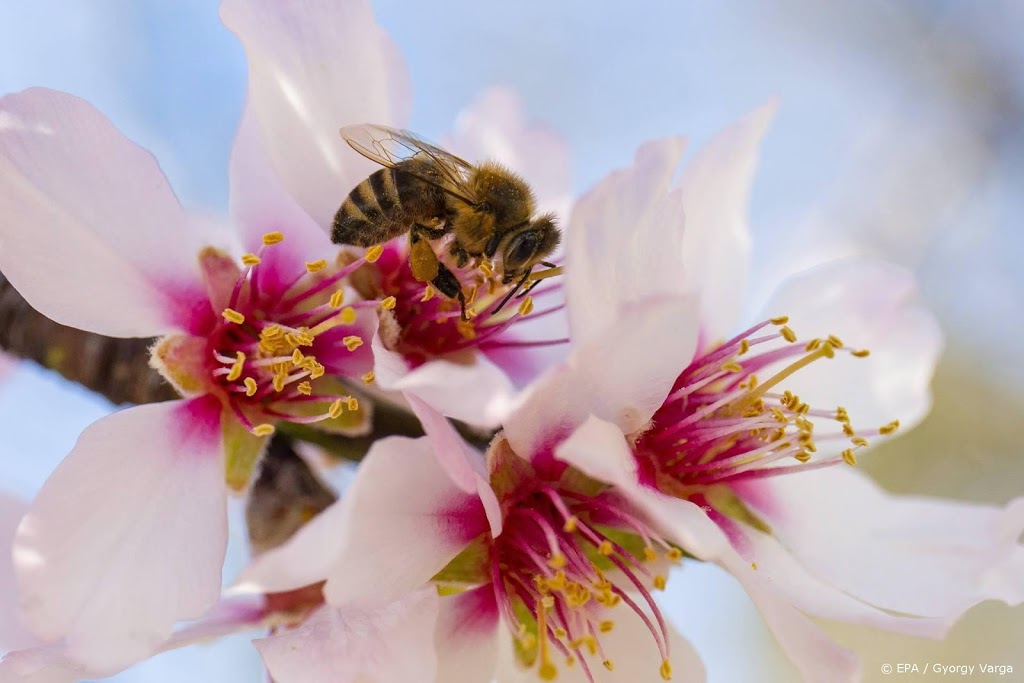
[509,232,538,265]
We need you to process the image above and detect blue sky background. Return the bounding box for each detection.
[1,1,1022,681]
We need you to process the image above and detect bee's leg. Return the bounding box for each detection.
[431,263,468,321]
[408,228,441,282]
[449,243,471,268]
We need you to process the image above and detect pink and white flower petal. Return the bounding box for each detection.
[556,416,861,682]
[372,332,518,430]
[564,137,689,346]
[445,86,572,219]
[434,586,501,683]
[0,643,84,683]
[675,103,776,340]
[0,88,216,337]
[504,296,699,460]
[255,589,439,683]
[221,0,412,230]
[228,105,337,301]
[13,396,228,672]
[0,493,35,652]
[759,257,942,433]
[738,467,1024,620]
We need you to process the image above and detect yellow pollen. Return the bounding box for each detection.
[805,338,822,351]
[598,540,614,556]
[346,397,359,411]
[364,245,384,263]
[553,627,567,640]
[643,546,657,562]
[751,562,759,570]
[380,295,397,310]
[361,371,376,384]
[227,351,246,381]
[252,423,275,437]
[548,552,567,569]
[842,423,855,437]
[770,315,789,325]
[479,259,494,277]
[841,449,857,466]
[308,360,326,380]
[653,575,667,590]
[851,348,871,358]
[243,377,258,397]
[305,259,328,273]
[262,231,285,245]
[780,326,797,343]
[661,659,673,680]
[241,253,261,266]
[420,284,436,302]
[851,436,869,447]
[329,290,345,308]
[822,342,836,358]
[721,361,743,373]
[517,296,534,316]
[880,420,900,435]
[603,660,615,672]
[343,335,364,352]
[272,374,286,393]
[328,398,345,419]
[562,516,578,533]
[297,381,312,396]
[795,451,812,463]
[738,339,750,355]
[599,620,615,633]
[666,547,683,563]
[222,308,245,324]
[827,334,844,348]
[291,349,304,365]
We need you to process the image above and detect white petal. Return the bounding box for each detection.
[13,397,228,672]
[228,104,336,282]
[221,0,412,230]
[739,467,1024,619]
[255,590,439,683]
[759,257,942,433]
[676,103,776,339]
[565,137,689,346]
[373,331,518,429]
[505,297,698,460]
[444,86,572,218]
[0,644,84,683]
[320,436,491,608]
[0,493,35,651]
[0,88,215,337]
[434,586,500,683]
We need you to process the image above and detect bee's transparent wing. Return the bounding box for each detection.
[340,124,477,204]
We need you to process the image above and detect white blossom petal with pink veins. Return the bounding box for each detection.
[493,106,1024,679]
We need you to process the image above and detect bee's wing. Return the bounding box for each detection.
[340,124,478,204]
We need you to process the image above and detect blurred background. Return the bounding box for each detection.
[1,0,1022,681]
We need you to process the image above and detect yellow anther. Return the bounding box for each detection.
[598,540,614,556]
[548,552,567,569]
[262,231,285,245]
[805,338,822,351]
[751,562,758,570]
[770,315,789,325]
[243,377,258,397]
[333,307,355,325]
[364,245,384,263]
[835,407,850,423]
[222,308,245,324]
[841,449,857,466]
[562,516,578,533]
[643,546,657,562]
[780,326,797,343]
[547,570,567,591]
[361,371,376,384]
[553,627,567,640]
[721,361,743,373]
[851,436,869,447]
[879,420,900,435]
[479,259,494,277]
[328,398,345,419]
[851,348,871,358]
[821,342,836,359]
[304,259,327,273]
[842,423,855,437]
[291,349,304,365]
[603,660,615,671]
[297,381,312,396]
[343,335,364,352]
[308,362,326,380]
[272,373,286,393]
[517,296,534,316]
[329,290,345,308]
[241,253,261,266]
[346,397,359,411]
[380,295,397,310]
[795,450,812,463]
[653,575,667,590]
[797,403,810,415]
[599,620,615,633]
[666,547,683,563]
[737,339,750,355]
[227,351,246,381]
[827,334,844,348]
[420,284,436,302]
[252,423,275,437]
[661,659,673,680]
[538,663,558,681]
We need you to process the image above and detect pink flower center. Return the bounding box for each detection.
[492,484,676,681]
[202,233,385,435]
[362,238,567,365]
[635,316,899,488]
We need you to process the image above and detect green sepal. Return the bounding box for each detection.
[431,534,490,585]
[706,485,773,535]
[222,408,270,492]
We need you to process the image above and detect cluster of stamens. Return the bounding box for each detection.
[493,486,676,681]
[208,232,389,435]
[636,316,900,485]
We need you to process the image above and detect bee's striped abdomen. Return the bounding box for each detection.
[332,165,446,246]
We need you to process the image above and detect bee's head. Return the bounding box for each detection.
[497,213,560,283]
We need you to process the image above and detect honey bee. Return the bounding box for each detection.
[332,125,561,319]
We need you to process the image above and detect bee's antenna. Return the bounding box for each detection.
[492,270,532,316]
